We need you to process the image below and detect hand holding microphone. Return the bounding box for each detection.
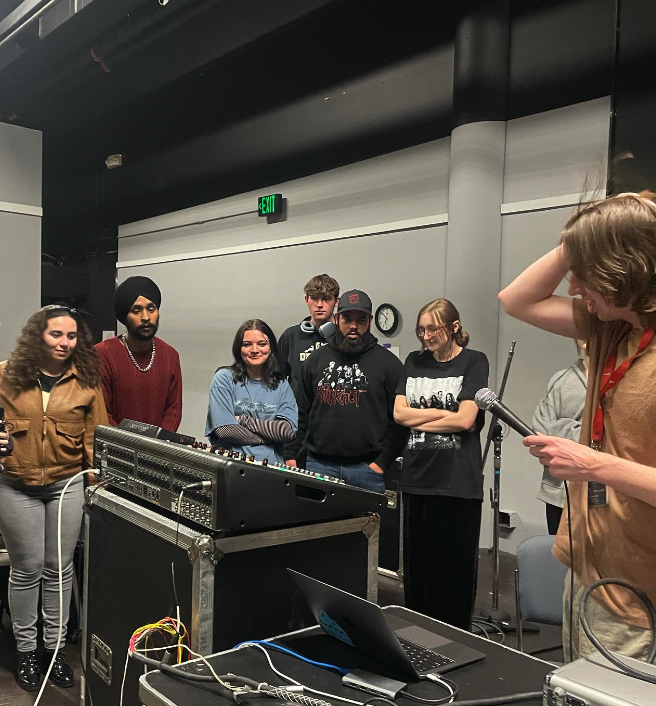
[474,388,535,437]
[475,388,602,483]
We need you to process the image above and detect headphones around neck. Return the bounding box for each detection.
[300,320,336,338]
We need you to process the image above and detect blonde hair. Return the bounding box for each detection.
[561,191,656,314]
[415,298,469,352]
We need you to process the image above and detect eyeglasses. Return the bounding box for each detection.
[416,324,449,339]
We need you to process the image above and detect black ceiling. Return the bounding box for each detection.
[0,0,449,141]
[0,0,618,242]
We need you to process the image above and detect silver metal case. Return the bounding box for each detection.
[544,653,656,706]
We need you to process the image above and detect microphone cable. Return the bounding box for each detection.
[33,468,100,706]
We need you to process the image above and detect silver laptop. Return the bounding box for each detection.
[289,569,486,680]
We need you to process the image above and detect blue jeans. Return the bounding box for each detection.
[306,455,385,493]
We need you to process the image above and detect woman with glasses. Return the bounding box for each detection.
[205,319,298,464]
[393,299,489,630]
[0,306,107,691]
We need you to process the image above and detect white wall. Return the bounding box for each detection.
[0,122,42,359]
[117,97,610,549]
[118,138,451,436]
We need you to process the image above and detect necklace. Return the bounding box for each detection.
[435,343,460,363]
[122,333,156,372]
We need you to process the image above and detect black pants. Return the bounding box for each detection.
[402,493,482,631]
[545,503,563,535]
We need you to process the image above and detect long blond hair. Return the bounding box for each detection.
[561,191,656,314]
[415,299,469,353]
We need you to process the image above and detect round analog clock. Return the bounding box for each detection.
[375,303,400,336]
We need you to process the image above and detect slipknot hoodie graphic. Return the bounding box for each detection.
[289,332,406,466]
[317,361,369,407]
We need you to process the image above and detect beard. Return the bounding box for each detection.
[335,328,366,353]
[127,320,159,341]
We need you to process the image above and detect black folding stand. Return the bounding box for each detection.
[474,340,539,635]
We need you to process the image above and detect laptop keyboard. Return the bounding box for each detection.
[398,637,455,673]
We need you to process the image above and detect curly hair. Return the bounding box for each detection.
[4,307,102,391]
[228,319,284,391]
[561,191,656,314]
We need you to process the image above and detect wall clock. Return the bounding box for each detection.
[375,303,400,336]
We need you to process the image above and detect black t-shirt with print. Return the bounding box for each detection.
[395,347,489,500]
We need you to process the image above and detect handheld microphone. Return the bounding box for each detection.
[474,388,535,438]
[0,406,5,433]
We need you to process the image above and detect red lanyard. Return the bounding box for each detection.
[591,326,654,447]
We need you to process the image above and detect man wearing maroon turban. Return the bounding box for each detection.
[95,276,183,431]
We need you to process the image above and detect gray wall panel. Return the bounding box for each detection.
[496,207,581,551]
[0,122,42,208]
[118,226,448,439]
[504,97,610,204]
[118,139,450,262]
[0,212,41,359]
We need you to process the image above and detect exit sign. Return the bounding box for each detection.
[258,193,282,217]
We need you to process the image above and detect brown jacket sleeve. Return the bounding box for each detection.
[83,386,109,469]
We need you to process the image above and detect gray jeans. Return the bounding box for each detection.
[0,473,84,651]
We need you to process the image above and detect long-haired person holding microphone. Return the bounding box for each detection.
[499,191,656,660]
[394,299,489,630]
[0,306,107,691]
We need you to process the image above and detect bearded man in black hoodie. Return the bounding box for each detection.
[287,289,407,492]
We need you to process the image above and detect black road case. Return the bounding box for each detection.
[81,487,379,706]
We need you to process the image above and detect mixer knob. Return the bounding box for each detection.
[262,458,268,466]
[249,455,255,462]
[240,452,247,461]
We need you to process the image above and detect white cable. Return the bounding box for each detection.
[425,672,455,701]
[33,468,92,706]
[241,643,456,705]
[119,649,130,706]
[236,642,365,705]
[135,643,227,685]
[470,621,490,640]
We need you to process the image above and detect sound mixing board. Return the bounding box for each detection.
[94,425,385,534]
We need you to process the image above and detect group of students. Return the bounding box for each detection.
[2,189,656,691]
[205,277,490,635]
[0,273,489,690]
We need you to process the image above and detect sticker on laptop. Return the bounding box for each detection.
[318,610,354,646]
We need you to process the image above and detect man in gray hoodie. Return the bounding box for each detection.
[532,344,588,534]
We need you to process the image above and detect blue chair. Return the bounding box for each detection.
[514,535,568,652]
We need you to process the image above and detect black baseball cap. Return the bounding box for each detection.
[337,289,372,315]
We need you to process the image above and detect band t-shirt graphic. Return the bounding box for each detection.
[317,361,368,406]
[406,375,463,451]
[396,348,489,500]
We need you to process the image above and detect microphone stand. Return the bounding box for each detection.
[474,341,539,635]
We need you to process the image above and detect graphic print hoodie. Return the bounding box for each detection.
[288,333,407,469]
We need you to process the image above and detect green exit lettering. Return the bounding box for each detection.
[258,193,282,217]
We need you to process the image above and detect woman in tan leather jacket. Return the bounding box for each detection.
[0,305,107,692]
